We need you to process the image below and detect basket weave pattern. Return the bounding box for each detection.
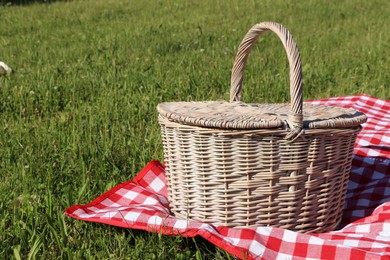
[160,123,359,232]
[158,22,365,233]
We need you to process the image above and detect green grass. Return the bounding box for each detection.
[0,0,389,258]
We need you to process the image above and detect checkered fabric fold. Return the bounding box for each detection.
[66,95,390,259]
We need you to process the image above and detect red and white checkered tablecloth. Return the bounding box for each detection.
[66,95,390,259]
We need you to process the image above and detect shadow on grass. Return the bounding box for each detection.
[0,0,72,5]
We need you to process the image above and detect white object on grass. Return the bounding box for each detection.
[0,61,12,75]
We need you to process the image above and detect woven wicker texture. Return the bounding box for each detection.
[157,102,367,129]
[157,22,367,232]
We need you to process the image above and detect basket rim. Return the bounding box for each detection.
[157,101,367,130]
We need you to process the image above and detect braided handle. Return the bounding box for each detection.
[230,22,303,137]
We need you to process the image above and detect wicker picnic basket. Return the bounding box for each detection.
[157,22,367,233]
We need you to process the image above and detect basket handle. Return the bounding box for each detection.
[230,22,303,139]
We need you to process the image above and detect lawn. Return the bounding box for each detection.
[0,0,389,258]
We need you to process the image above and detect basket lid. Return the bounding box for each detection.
[158,22,367,137]
[157,101,367,129]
